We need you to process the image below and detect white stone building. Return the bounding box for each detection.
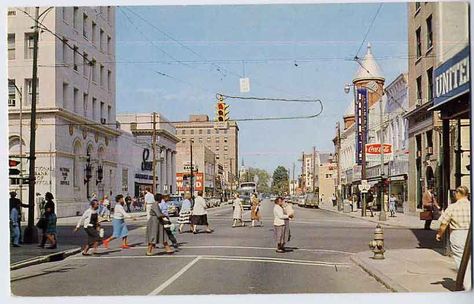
[8,7,118,217]
[116,113,179,195]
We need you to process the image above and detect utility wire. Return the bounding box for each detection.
[354,3,383,60]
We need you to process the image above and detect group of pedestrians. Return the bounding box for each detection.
[273,197,294,253]
[232,193,262,227]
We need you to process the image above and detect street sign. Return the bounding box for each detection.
[358,183,371,193]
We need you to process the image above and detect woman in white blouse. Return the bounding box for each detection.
[103,194,136,249]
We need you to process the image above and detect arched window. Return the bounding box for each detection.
[73,140,82,188]
[9,135,25,155]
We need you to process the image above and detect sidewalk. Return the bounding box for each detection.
[10,211,147,269]
[319,202,440,229]
[351,248,458,292]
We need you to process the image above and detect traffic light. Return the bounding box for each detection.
[215,101,229,122]
[9,158,21,176]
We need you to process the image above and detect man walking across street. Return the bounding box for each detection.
[436,186,471,291]
[144,188,155,220]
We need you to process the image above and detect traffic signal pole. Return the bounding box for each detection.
[23,7,40,244]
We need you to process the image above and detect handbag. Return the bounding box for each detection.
[36,217,46,229]
[419,210,433,221]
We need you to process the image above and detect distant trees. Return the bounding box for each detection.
[271,166,289,195]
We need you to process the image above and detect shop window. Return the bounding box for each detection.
[416,27,422,59]
[8,34,15,60]
[426,15,433,50]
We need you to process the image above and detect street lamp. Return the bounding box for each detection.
[84,152,93,199]
[344,81,387,221]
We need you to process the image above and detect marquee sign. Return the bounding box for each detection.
[365,143,394,162]
[176,172,204,192]
[355,88,369,164]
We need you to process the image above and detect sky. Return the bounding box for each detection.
[115,3,408,175]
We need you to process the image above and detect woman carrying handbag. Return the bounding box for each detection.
[421,185,440,230]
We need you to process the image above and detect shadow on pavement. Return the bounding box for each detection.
[431,277,457,291]
[11,264,84,282]
[409,229,443,250]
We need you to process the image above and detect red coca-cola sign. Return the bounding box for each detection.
[365,144,392,155]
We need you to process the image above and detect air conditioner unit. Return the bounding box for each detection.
[100,118,106,124]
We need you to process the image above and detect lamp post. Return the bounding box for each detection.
[190,139,194,203]
[344,81,386,220]
[84,152,93,199]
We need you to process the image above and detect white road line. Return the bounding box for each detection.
[127,245,353,255]
[148,256,202,295]
[70,254,350,267]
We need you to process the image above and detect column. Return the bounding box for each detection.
[166,149,172,194]
[160,147,165,194]
[171,151,176,194]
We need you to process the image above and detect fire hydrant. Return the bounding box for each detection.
[368,224,385,259]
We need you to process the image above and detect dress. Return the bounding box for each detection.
[46,213,57,235]
[146,202,169,245]
[177,199,192,225]
[233,199,243,220]
[191,196,208,226]
[85,213,100,246]
[250,199,261,220]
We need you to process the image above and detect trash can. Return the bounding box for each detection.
[343,203,351,213]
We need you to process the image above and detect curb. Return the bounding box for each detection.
[10,247,82,271]
[350,254,409,292]
[319,206,419,229]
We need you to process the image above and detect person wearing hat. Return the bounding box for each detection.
[9,191,28,244]
[74,198,102,255]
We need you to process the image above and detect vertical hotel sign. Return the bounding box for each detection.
[355,88,368,164]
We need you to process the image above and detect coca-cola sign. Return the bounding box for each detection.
[365,144,393,162]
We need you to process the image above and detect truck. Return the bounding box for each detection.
[237,182,257,210]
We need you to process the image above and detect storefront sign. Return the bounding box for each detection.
[135,173,153,180]
[141,148,152,171]
[434,46,470,108]
[355,88,369,164]
[365,143,394,162]
[59,167,70,186]
[176,172,203,192]
[353,165,362,181]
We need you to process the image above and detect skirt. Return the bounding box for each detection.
[273,225,286,245]
[85,227,101,246]
[177,210,192,224]
[112,218,129,238]
[191,214,208,226]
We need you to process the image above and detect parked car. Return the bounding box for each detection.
[297,196,305,207]
[170,195,183,210]
[304,193,319,208]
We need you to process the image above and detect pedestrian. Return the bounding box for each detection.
[144,188,155,220]
[274,197,293,253]
[103,195,111,216]
[389,194,397,217]
[191,191,213,234]
[44,204,57,249]
[422,185,440,230]
[74,199,103,256]
[251,194,262,227]
[103,194,136,249]
[282,198,294,244]
[10,206,20,247]
[160,194,179,248]
[331,193,337,207]
[10,191,29,243]
[232,193,244,227]
[367,190,375,217]
[146,193,174,256]
[436,186,471,291]
[125,193,132,213]
[39,192,57,248]
[178,192,193,233]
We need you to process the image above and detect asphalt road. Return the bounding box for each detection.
[11,199,439,296]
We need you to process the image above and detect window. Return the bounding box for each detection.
[216,147,220,151]
[199,129,203,134]
[100,29,104,51]
[223,129,227,134]
[416,76,422,102]
[415,2,421,11]
[190,130,194,135]
[107,36,111,55]
[426,15,433,50]
[207,137,210,142]
[8,80,16,106]
[92,97,97,120]
[107,105,111,122]
[73,88,79,113]
[199,138,203,143]
[224,146,228,151]
[62,7,67,22]
[107,70,112,92]
[122,168,128,192]
[416,27,422,59]
[215,129,219,134]
[25,78,39,105]
[63,82,69,108]
[24,33,34,59]
[99,64,104,87]
[182,130,186,135]
[224,137,228,143]
[100,101,104,120]
[426,130,433,148]
[8,34,15,60]
[73,45,78,71]
[73,7,79,29]
[207,129,211,134]
[92,22,97,44]
[427,68,433,101]
[62,37,68,63]
[83,13,88,38]
[92,60,97,82]
[83,52,89,77]
[83,93,88,117]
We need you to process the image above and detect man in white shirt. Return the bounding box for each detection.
[144,188,155,220]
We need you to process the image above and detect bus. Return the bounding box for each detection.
[237,182,257,210]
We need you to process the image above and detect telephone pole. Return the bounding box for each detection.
[23,6,40,243]
[152,112,157,193]
[336,122,342,210]
[190,140,194,202]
